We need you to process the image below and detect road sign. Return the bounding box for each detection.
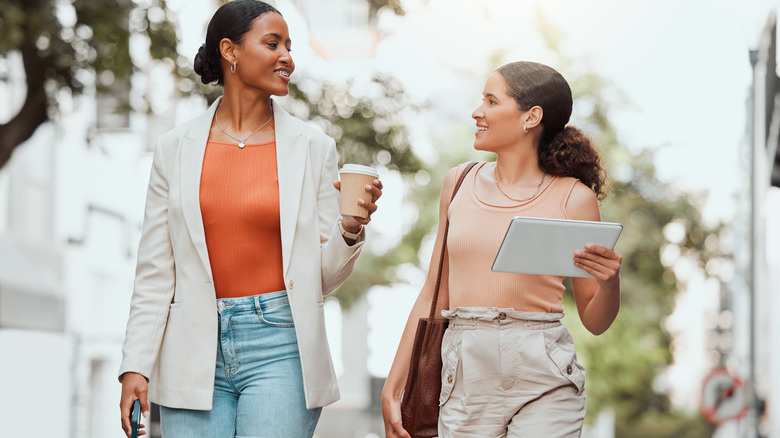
[700,367,749,426]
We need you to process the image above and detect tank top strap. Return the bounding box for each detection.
[553,176,580,218]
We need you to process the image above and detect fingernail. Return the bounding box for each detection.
[143,411,150,418]
[365,184,373,190]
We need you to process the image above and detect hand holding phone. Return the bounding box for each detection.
[130,399,141,438]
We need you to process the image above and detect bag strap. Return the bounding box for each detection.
[427,161,478,320]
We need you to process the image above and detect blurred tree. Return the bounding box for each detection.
[560,104,720,434]
[0,0,179,168]
[366,0,405,18]
[542,29,721,438]
[285,74,427,308]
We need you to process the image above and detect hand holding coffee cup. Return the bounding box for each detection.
[338,164,380,218]
[333,164,382,237]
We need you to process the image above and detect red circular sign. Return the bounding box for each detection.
[699,367,749,425]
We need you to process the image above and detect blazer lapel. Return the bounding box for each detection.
[272,99,307,277]
[180,98,221,281]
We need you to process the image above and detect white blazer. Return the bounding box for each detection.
[119,97,363,410]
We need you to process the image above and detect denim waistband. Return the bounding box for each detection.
[442,307,563,330]
[216,290,288,314]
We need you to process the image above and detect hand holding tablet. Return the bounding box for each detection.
[492,217,623,278]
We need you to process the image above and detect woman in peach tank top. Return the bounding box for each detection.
[383,62,623,438]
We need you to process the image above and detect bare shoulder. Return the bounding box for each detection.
[442,166,459,191]
[565,180,601,222]
[441,162,474,198]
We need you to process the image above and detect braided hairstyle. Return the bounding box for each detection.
[193,0,281,85]
[496,61,608,200]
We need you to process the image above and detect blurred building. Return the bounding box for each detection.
[0,52,161,438]
[0,0,201,436]
[718,9,780,438]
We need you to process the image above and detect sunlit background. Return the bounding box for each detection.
[1,0,780,437]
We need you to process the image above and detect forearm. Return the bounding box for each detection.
[317,140,364,293]
[578,278,620,335]
[384,166,457,399]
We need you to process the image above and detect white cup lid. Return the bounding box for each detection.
[339,164,378,177]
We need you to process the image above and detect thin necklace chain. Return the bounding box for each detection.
[214,102,274,149]
[493,166,546,203]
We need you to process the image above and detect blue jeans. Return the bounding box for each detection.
[159,291,322,438]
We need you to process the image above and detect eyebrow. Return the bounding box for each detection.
[484,93,499,100]
[264,32,292,44]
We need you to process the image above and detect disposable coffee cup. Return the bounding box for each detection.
[339,164,379,218]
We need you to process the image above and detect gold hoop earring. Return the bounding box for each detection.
[231,61,236,74]
[523,125,528,134]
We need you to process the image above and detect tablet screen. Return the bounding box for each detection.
[491,216,623,278]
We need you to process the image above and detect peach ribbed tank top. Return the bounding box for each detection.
[447,162,579,313]
[199,140,286,298]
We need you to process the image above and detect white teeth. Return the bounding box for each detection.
[477,127,487,131]
[276,70,290,77]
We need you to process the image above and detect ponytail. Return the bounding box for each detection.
[495,61,609,200]
[538,126,608,201]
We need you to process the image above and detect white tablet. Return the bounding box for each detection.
[492,216,623,278]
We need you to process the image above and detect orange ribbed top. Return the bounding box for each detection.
[447,162,579,313]
[199,140,286,298]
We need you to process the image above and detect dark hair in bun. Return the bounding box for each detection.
[193,0,281,85]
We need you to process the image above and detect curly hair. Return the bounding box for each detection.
[193,0,281,86]
[496,61,608,200]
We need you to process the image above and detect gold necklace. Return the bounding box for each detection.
[493,166,546,203]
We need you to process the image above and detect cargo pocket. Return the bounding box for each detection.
[439,330,461,406]
[544,327,586,393]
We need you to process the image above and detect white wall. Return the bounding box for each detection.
[0,330,73,438]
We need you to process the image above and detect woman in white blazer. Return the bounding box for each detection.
[118,1,382,437]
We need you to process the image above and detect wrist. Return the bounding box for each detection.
[338,216,364,240]
[597,277,620,293]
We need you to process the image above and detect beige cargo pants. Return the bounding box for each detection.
[438,307,586,438]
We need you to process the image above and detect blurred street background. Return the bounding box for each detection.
[2,0,780,436]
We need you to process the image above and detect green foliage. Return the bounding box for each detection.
[614,410,715,437]
[0,0,179,167]
[554,59,723,430]
[0,0,178,90]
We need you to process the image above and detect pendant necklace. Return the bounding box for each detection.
[493,166,546,203]
[214,102,274,149]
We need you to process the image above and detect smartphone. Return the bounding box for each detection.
[130,399,141,438]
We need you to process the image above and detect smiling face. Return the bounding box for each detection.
[230,12,294,96]
[472,71,531,153]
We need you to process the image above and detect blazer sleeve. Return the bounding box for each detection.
[118,141,176,381]
[317,138,364,296]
